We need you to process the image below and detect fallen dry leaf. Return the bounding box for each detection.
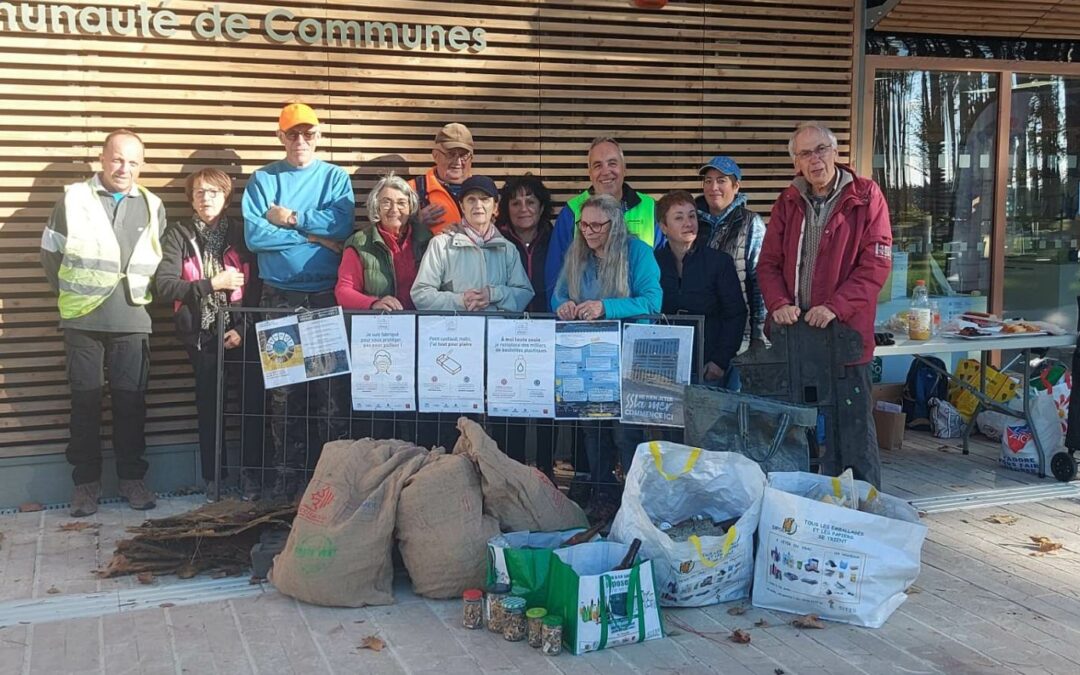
[1030,536,1063,553]
[754,618,769,628]
[726,605,748,616]
[985,514,1018,525]
[792,614,825,629]
[730,629,752,644]
[159,602,175,608]
[176,564,199,579]
[359,635,385,652]
[906,585,921,594]
[46,586,61,595]
[775,670,786,675]
[58,521,99,532]
[19,502,43,513]
[136,572,154,585]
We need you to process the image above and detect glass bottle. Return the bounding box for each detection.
[908,280,932,341]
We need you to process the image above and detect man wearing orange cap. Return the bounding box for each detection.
[409,122,474,234]
[242,102,355,500]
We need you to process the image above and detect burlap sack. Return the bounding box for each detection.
[396,449,501,598]
[271,438,426,607]
[453,417,588,531]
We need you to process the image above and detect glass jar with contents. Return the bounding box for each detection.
[541,615,563,656]
[502,596,527,642]
[526,607,547,647]
[485,583,510,634]
[462,588,483,629]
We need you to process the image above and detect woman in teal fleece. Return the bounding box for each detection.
[552,194,662,321]
[552,193,661,517]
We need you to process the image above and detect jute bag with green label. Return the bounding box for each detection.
[546,541,664,655]
[610,441,766,607]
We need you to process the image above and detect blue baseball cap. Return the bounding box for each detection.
[698,155,742,181]
[459,175,499,199]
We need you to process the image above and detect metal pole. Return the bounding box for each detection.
[212,306,226,501]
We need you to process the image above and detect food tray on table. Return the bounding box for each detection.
[943,329,1049,340]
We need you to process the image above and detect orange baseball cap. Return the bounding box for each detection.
[279,102,320,131]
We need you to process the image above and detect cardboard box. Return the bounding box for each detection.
[872,384,906,451]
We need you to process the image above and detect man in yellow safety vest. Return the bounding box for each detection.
[40,129,165,517]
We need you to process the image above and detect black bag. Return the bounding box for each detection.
[683,385,817,473]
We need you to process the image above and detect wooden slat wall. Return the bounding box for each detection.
[0,0,856,460]
[875,0,1080,40]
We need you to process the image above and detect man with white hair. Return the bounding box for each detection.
[757,121,893,487]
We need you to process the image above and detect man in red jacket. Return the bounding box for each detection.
[758,121,893,487]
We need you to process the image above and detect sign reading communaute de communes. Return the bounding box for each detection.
[0,2,488,52]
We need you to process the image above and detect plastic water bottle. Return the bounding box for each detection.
[908,280,932,341]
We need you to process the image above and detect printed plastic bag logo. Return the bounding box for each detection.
[1005,425,1032,453]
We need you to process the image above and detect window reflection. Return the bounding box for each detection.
[872,70,995,322]
[1003,75,1080,329]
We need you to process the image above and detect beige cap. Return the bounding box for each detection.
[435,123,474,152]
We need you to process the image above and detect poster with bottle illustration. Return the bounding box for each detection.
[417,315,486,413]
[554,321,622,420]
[349,314,417,411]
[620,323,694,427]
[486,318,556,417]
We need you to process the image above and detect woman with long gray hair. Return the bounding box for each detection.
[552,193,662,517]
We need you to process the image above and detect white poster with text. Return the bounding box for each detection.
[417,315,486,413]
[350,314,417,411]
[486,319,555,418]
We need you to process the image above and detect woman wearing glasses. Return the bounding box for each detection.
[335,173,431,312]
[157,168,263,499]
[551,193,662,516]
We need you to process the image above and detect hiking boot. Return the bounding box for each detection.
[118,479,157,510]
[240,471,263,502]
[70,481,101,518]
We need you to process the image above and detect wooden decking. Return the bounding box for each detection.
[1,431,1078,674]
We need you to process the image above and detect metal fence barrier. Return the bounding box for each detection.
[208,307,704,506]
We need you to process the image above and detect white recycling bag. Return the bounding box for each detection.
[752,472,927,628]
[610,441,766,607]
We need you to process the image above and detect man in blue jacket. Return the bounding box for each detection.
[243,102,355,501]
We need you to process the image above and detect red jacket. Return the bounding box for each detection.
[758,166,892,364]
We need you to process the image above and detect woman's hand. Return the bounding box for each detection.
[211,269,245,291]
[371,296,404,311]
[463,287,490,312]
[556,301,578,320]
[703,361,725,382]
[223,329,242,349]
[575,300,605,321]
[307,234,343,254]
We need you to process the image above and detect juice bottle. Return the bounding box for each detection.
[908,280,932,341]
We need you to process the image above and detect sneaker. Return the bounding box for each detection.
[70,481,101,518]
[118,479,157,510]
[240,471,263,502]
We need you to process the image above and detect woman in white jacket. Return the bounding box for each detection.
[411,175,533,312]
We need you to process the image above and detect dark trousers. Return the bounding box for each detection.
[261,286,349,473]
[579,419,643,498]
[486,417,555,473]
[185,328,266,482]
[840,363,881,488]
[63,329,150,485]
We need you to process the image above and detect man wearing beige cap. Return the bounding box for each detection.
[410,122,474,235]
[243,102,355,501]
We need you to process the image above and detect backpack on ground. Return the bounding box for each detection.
[902,356,948,431]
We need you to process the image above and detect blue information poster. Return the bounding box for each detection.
[554,320,622,420]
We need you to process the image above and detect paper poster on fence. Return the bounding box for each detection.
[486,319,555,418]
[417,315,486,413]
[554,320,622,420]
[256,306,351,389]
[620,323,694,427]
[350,314,417,411]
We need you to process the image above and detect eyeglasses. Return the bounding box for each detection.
[436,149,473,164]
[194,189,223,199]
[284,130,318,142]
[378,198,410,211]
[794,144,835,161]
[578,219,612,233]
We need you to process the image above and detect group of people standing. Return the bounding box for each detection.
[40,101,892,518]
